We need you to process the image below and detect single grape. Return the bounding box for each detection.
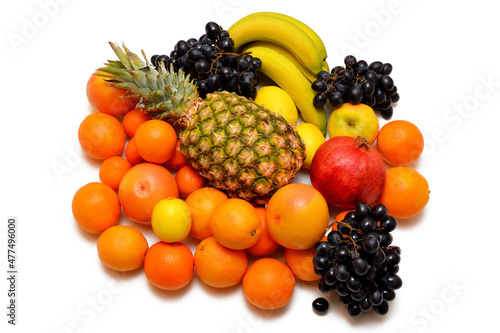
[379,75,394,91]
[350,288,368,301]
[348,87,363,104]
[334,264,350,282]
[359,298,373,312]
[362,236,380,254]
[327,230,343,246]
[311,80,328,93]
[360,216,377,233]
[329,92,344,109]
[331,65,343,74]
[342,70,354,83]
[369,61,383,73]
[218,37,234,52]
[317,70,330,81]
[380,216,398,232]
[348,303,362,317]
[344,55,357,68]
[386,252,401,267]
[186,38,198,46]
[383,289,396,302]
[381,63,393,75]
[312,297,329,314]
[251,58,262,71]
[313,254,330,270]
[381,274,403,290]
[319,278,336,293]
[219,30,230,39]
[334,246,350,263]
[340,295,353,306]
[355,60,369,74]
[335,283,349,297]
[368,288,384,306]
[375,89,386,104]
[391,93,400,103]
[352,258,370,276]
[313,94,327,107]
[355,203,371,220]
[346,276,362,292]
[364,70,379,84]
[362,95,376,107]
[323,267,337,285]
[361,80,375,97]
[374,301,389,315]
[315,241,332,256]
[205,21,221,39]
[207,73,220,89]
[370,249,386,265]
[187,48,202,62]
[379,232,393,246]
[371,204,388,221]
[155,54,169,67]
[174,40,190,55]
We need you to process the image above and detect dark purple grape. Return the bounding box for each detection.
[313,94,327,107]
[312,297,329,314]
[174,40,190,55]
[344,55,357,68]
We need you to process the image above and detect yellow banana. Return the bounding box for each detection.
[242,43,327,135]
[244,12,328,62]
[249,41,316,83]
[322,59,330,72]
[228,14,323,74]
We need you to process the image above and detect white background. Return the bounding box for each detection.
[1,0,499,332]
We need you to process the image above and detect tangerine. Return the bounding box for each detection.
[134,120,177,164]
[242,258,295,310]
[376,166,429,219]
[122,108,149,137]
[194,236,248,288]
[97,225,148,271]
[209,198,262,250]
[99,156,132,190]
[144,241,194,291]
[72,182,120,234]
[163,140,188,170]
[78,113,126,160]
[175,165,207,199]
[376,120,424,166]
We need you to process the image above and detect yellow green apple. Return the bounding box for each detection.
[328,103,379,144]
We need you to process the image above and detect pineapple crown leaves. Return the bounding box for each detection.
[95,42,198,121]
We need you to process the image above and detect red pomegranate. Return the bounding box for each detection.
[310,136,386,208]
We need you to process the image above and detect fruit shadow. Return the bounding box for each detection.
[146,274,195,301]
[397,208,427,228]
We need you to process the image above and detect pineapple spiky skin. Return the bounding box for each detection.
[97,42,306,204]
[178,91,305,205]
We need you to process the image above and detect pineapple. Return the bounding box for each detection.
[97,43,305,205]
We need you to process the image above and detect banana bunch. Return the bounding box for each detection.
[228,12,329,134]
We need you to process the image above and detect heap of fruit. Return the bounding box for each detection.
[73,11,430,319]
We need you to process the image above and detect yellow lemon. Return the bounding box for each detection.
[254,86,298,126]
[151,197,192,243]
[295,122,326,169]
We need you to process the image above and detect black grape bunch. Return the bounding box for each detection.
[311,55,400,120]
[312,202,402,317]
[151,22,262,99]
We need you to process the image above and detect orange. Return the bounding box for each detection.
[99,156,132,190]
[242,258,295,310]
[78,113,126,160]
[122,108,149,137]
[72,182,120,234]
[134,120,177,164]
[163,140,188,170]
[124,137,143,165]
[266,183,330,250]
[376,120,424,166]
[118,163,179,223]
[86,70,139,116]
[175,165,207,199]
[246,207,280,257]
[144,241,194,291]
[185,187,228,240]
[284,247,321,282]
[376,166,429,219]
[97,225,148,271]
[209,198,262,250]
[194,236,248,288]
